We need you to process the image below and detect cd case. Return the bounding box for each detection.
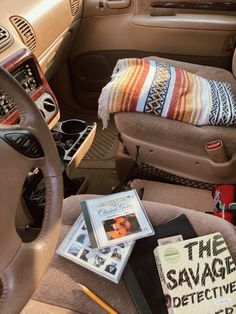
[81,190,154,249]
[57,214,135,284]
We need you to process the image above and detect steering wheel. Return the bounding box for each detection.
[0,65,63,313]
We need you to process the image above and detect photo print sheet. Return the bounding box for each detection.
[57,214,134,283]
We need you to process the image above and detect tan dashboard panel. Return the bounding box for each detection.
[0,0,82,71]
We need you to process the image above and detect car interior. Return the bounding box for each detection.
[0,0,236,313]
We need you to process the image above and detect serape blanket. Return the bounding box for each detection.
[98,58,236,128]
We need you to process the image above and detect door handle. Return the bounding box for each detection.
[107,0,131,9]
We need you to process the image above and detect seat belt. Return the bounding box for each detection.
[205,140,229,163]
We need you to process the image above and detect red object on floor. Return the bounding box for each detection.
[213,185,234,223]
[213,210,233,223]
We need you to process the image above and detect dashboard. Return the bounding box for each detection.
[0,0,83,127]
[0,49,59,126]
[0,0,99,230]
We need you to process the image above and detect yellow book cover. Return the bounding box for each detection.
[154,232,236,314]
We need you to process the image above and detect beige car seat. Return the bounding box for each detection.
[115,54,236,184]
[22,194,236,314]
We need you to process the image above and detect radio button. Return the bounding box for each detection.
[5,133,27,146]
[4,131,44,158]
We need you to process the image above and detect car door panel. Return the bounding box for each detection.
[66,0,236,109]
[131,14,236,31]
[72,13,236,56]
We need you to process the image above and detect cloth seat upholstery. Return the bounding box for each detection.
[22,194,236,314]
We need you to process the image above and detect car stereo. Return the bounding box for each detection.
[0,49,59,126]
[11,59,41,94]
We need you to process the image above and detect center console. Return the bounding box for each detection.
[0,49,59,126]
[0,48,97,228]
[0,48,97,178]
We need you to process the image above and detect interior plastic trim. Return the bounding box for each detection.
[132,13,236,31]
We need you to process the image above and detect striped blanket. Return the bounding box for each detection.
[98,58,236,128]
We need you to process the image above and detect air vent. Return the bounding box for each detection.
[0,26,13,51]
[10,16,36,52]
[43,97,56,113]
[70,0,79,16]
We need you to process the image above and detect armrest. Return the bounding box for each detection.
[131,13,236,31]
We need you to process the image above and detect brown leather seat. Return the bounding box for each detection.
[22,194,236,314]
[115,56,236,184]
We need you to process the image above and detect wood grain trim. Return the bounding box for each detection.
[0,49,59,126]
[151,1,236,11]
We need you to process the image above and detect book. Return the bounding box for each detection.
[57,214,135,284]
[123,214,197,314]
[81,190,154,249]
[154,232,236,314]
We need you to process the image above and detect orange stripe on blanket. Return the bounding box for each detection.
[182,72,194,123]
[175,69,187,121]
[123,60,149,111]
[117,59,138,112]
[181,70,190,121]
[167,68,182,119]
[128,61,150,112]
[121,59,142,111]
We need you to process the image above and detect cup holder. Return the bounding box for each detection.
[61,119,86,135]
[52,119,93,162]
